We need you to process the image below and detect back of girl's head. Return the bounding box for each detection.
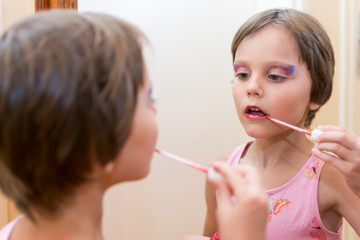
[231,8,334,127]
[0,10,146,218]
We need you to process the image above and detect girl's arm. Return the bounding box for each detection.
[203,155,229,237]
[319,163,360,235]
[203,178,217,237]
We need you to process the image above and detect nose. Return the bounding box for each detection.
[246,76,263,97]
[151,105,157,115]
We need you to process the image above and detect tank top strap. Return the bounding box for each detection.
[226,141,253,166]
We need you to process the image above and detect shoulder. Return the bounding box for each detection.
[215,154,229,163]
[219,143,250,165]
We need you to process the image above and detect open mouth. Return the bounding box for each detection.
[244,106,268,119]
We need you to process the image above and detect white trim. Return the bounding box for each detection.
[339,0,347,128]
[293,0,304,10]
[0,0,2,33]
[348,0,355,131]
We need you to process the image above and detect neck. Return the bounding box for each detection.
[17,182,105,240]
[246,130,313,168]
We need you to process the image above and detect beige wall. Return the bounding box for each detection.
[0,0,34,228]
[0,0,359,239]
[81,1,359,239]
[79,1,253,239]
[1,0,34,31]
[306,0,360,239]
[78,1,307,240]
[355,71,360,136]
[355,1,360,136]
[306,0,340,128]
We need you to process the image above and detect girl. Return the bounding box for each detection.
[0,10,267,240]
[203,8,360,240]
[0,9,158,240]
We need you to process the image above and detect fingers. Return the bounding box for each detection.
[311,147,351,174]
[315,125,360,151]
[314,141,349,161]
[214,176,233,213]
[208,162,242,212]
[312,125,360,165]
[209,162,264,208]
[210,162,267,240]
[312,125,360,187]
[210,162,255,195]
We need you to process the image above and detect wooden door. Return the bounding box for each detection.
[0,192,18,227]
[35,0,78,11]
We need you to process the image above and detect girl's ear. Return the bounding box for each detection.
[309,102,320,111]
[103,161,115,174]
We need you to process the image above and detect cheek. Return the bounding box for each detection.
[147,120,158,150]
[232,83,245,106]
[115,110,158,181]
[270,86,311,120]
[134,113,157,158]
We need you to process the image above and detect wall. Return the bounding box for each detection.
[0,0,34,228]
[0,0,358,239]
[355,1,360,136]
[79,1,251,239]
[306,0,340,128]
[306,0,360,239]
[79,1,303,240]
[1,0,34,31]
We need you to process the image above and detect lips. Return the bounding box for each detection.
[244,105,268,120]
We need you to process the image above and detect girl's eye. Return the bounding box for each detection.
[236,72,250,80]
[148,88,155,104]
[233,64,250,81]
[268,74,286,82]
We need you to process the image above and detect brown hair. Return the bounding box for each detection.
[0,10,146,218]
[231,8,335,128]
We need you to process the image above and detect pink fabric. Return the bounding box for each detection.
[227,143,342,240]
[0,216,21,240]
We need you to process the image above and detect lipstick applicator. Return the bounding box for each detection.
[154,149,222,180]
[154,149,208,173]
[266,116,323,141]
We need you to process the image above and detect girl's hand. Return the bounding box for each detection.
[209,162,267,240]
[312,125,360,198]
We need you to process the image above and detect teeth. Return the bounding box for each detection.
[247,107,266,116]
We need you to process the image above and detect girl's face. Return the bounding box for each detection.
[232,25,319,139]
[113,68,158,182]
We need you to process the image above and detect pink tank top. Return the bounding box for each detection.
[227,143,342,240]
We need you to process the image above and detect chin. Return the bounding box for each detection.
[244,126,268,138]
[137,167,152,180]
[115,161,152,183]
